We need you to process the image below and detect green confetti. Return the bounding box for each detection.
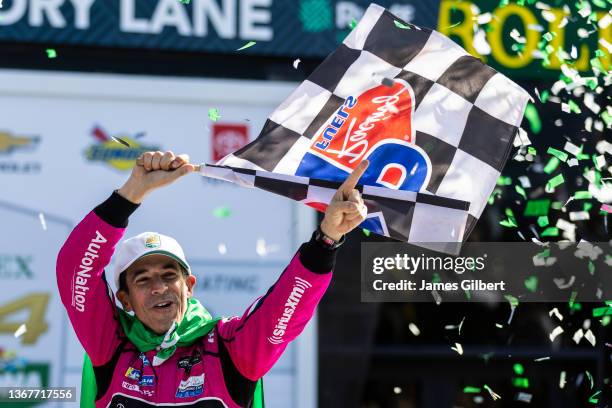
[212,206,231,218]
[236,41,257,51]
[586,371,594,389]
[601,110,612,128]
[547,147,568,162]
[512,377,530,388]
[178,0,190,3]
[208,108,221,121]
[527,146,537,155]
[546,174,565,191]
[592,306,612,317]
[538,90,550,103]
[568,100,582,114]
[551,201,563,210]
[497,176,512,186]
[543,157,560,174]
[573,191,592,199]
[602,316,611,326]
[394,20,412,30]
[524,103,542,134]
[513,363,525,376]
[505,294,519,307]
[349,18,358,29]
[362,228,371,237]
[536,248,550,259]
[500,219,518,228]
[46,49,57,58]
[500,207,518,228]
[463,386,481,393]
[541,227,559,237]
[569,291,581,311]
[583,202,592,212]
[585,78,598,90]
[515,185,527,200]
[524,276,538,292]
[588,390,601,404]
[524,199,550,217]
[588,260,595,274]
[537,216,549,227]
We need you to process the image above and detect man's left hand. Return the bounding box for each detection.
[320,160,370,242]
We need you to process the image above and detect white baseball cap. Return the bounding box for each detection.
[112,232,191,289]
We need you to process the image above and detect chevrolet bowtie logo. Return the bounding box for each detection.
[0,132,40,154]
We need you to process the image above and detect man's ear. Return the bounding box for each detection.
[116,290,132,312]
[186,275,196,298]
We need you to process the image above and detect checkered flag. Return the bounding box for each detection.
[204,3,530,244]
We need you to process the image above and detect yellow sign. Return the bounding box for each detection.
[437,0,610,74]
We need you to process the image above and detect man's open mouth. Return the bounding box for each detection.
[153,301,173,309]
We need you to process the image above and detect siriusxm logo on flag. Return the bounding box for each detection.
[297,79,431,192]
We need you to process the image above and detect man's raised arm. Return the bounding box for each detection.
[217,161,370,380]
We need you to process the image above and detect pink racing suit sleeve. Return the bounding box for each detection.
[217,234,337,380]
[56,192,138,365]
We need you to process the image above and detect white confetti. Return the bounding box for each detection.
[572,328,584,344]
[563,141,581,156]
[577,28,590,38]
[516,392,532,403]
[559,371,567,389]
[38,212,47,231]
[14,324,27,338]
[541,10,556,22]
[534,356,550,362]
[451,342,464,355]
[293,58,301,69]
[518,176,531,188]
[584,329,596,346]
[408,322,420,336]
[549,326,564,342]
[568,158,579,167]
[585,117,593,132]
[473,29,491,55]
[569,211,590,221]
[484,385,502,401]
[598,13,611,29]
[578,2,591,17]
[570,45,578,59]
[476,12,492,24]
[594,155,606,170]
[527,23,544,32]
[549,307,564,321]
[584,93,600,114]
[561,103,571,113]
[510,28,526,43]
[393,386,402,394]
[217,243,227,255]
[551,80,567,94]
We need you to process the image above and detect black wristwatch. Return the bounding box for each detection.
[315,225,345,250]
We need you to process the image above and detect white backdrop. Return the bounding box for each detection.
[0,69,317,407]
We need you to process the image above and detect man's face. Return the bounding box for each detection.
[117,254,196,335]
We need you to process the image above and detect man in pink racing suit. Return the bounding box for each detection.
[56,150,369,407]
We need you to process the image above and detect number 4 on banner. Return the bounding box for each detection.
[0,294,50,344]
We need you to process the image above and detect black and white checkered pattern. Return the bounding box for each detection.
[216,4,530,244]
[200,164,470,244]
